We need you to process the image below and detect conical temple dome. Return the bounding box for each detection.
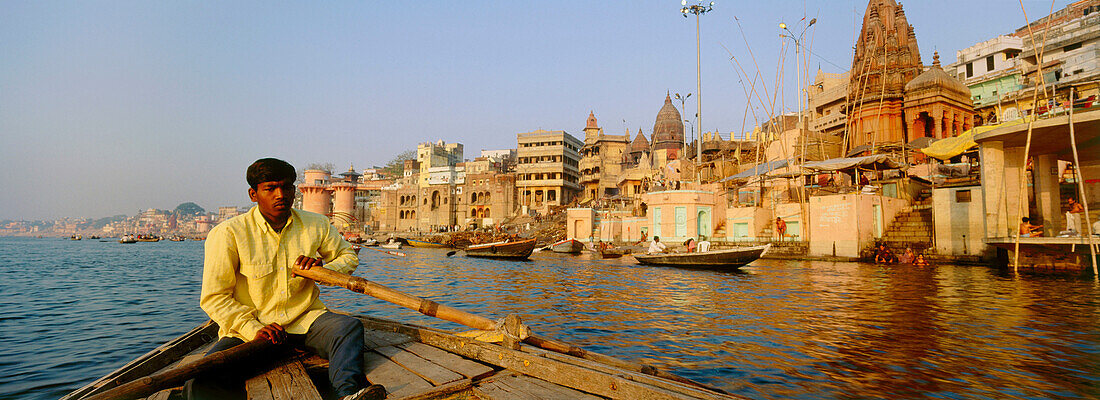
[651,94,684,151]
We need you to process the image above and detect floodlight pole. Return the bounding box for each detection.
[682,1,713,182]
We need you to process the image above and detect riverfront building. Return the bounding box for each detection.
[516,129,582,214]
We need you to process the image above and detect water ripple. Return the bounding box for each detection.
[1,238,1099,399]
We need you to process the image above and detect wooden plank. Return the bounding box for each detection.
[143,389,173,400]
[357,316,741,400]
[501,373,605,400]
[363,329,413,348]
[398,341,495,379]
[245,358,323,400]
[474,378,543,400]
[245,375,275,400]
[374,345,464,386]
[390,378,473,400]
[362,350,434,398]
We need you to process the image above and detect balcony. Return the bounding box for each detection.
[811,113,847,132]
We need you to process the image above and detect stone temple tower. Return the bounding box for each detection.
[651,93,685,169]
[847,0,924,151]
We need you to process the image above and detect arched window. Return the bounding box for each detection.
[484,208,491,218]
[471,208,478,217]
[548,189,557,202]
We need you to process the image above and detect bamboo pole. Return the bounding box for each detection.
[1066,87,1098,275]
[1013,0,1056,272]
[83,339,275,400]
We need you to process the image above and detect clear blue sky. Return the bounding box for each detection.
[0,0,1073,220]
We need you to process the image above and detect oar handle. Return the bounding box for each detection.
[292,267,497,331]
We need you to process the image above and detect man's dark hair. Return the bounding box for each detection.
[1022,217,1030,222]
[247,158,296,189]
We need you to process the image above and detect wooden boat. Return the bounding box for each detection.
[136,236,161,243]
[70,235,82,240]
[380,241,402,250]
[64,314,739,400]
[405,238,449,248]
[633,244,771,269]
[361,238,379,247]
[63,266,739,400]
[119,235,137,244]
[464,238,537,260]
[598,247,631,259]
[550,239,584,254]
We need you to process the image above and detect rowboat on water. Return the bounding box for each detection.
[550,238,584,254]
[64,268,739,400]
[405,238,449,248]
[633,244,771,269]
[464,238,537,260]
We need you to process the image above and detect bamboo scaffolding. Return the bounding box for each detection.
[1067,87,1098,274]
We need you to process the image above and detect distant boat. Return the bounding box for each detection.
[380,241,402,250]
[361,238,379,247]
[119,235,137,244]
[550,239,584,254]
[88,235,100,239]
[405,238,448,248]
[464,239,537,260]
[632,244,770,270]
[70,235,82,241]
[136,236,161,242]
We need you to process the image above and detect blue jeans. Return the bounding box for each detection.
[185,312,366,399]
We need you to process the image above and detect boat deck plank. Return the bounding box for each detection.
[364,329,414,348]
[245,358,323,400]
[477,372,605,400]
[374,345,464,386]
[398,341,495,379]
[362,350,434,398]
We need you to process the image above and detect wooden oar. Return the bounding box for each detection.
[82,339,276,400]
[292,267,725,393]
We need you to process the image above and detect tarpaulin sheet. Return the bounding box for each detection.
[920,119,1029,160]
[720,159,790,182]
[804,154,907,171]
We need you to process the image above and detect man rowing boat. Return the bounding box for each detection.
[186,158,380,400]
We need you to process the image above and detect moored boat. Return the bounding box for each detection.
[464,238,537,260]
[361,238,379,247]
[550,238,584,254]
[633,244,770,269]
[405,238,449,248]
[380,241,402,250]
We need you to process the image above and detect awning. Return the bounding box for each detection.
[804,154,908,171]
[921,118,1030,160]
[721,159,791,182]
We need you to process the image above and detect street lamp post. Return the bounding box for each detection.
[780,18,816,244]
[682,0,713,182]
[674,92,691,168]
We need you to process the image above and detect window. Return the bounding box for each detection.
[986,55,995,72]
[1064,42,1082,52]
[966,62,973,78]
[956,190,972,203]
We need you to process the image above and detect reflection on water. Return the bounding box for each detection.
[1,237,1098,399]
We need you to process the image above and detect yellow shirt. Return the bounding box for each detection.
[200,206,358,341]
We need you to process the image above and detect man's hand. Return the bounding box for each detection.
[294,255,324,270]
[255,322,287,344]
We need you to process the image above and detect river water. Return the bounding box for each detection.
[1,236,1098,399]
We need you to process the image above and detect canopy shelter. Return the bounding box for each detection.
[720,159,791,182]
[804,154,908,172]
[921,118,1032,160]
